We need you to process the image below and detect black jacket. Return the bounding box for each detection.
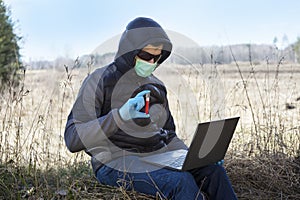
[64,17,187,173]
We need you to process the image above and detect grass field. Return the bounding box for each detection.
[0,59,299,199]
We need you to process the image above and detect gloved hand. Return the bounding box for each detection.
[131,84,165,107]
[215,159,224,166]
[131,84,166,127]
[119,90,150,121]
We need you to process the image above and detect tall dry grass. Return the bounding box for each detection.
[0,56,300,199]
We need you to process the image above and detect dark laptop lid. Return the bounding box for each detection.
[182,117,239,171]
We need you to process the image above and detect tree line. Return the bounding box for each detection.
[27,43,300,70]
[169,44,296,65]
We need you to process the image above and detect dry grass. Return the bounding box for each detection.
[232,156,300,199]
[0,58,300,199]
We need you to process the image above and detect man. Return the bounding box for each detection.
[64,17,237,199]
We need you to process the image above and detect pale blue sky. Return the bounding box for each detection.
[3,0,300,61]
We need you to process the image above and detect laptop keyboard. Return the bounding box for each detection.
[169,154,186,168]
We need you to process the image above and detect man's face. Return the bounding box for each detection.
[138,44,163,63]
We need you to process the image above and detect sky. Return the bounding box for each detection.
[3,0,300,62]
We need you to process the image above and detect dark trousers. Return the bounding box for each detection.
[96,156,237,200]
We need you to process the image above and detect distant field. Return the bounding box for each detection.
[156,63,300,154]
[0,61,299,199]
[1,61,300,166]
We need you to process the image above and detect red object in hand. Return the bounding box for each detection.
[145,93,150,114]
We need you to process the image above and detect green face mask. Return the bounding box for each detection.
[134,58,158,77]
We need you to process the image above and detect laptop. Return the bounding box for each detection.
[140,117,239,171]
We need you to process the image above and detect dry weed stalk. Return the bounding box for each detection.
[0,51,299,199]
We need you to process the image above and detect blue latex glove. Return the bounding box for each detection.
[119,90,150,121]
[215,159,224,166]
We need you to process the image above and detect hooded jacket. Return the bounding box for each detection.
[64,17,187,173]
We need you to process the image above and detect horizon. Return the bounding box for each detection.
[3,0,300,62]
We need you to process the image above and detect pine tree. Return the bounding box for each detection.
[0,0,22,91]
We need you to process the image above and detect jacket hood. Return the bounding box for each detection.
[114,17,172,73]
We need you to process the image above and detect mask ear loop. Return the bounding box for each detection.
[133,53,142,66]
[154,55,162,63]
[132,49,142,66]
[154,55,162,69]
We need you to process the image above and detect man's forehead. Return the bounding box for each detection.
[143,44,163,51]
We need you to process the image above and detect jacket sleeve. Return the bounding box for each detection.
[64,70,122,153]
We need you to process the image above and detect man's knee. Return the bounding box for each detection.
[201,164,227,177]
[170,172,203,199]
[211,165,227,178]
[176,171,195,185]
